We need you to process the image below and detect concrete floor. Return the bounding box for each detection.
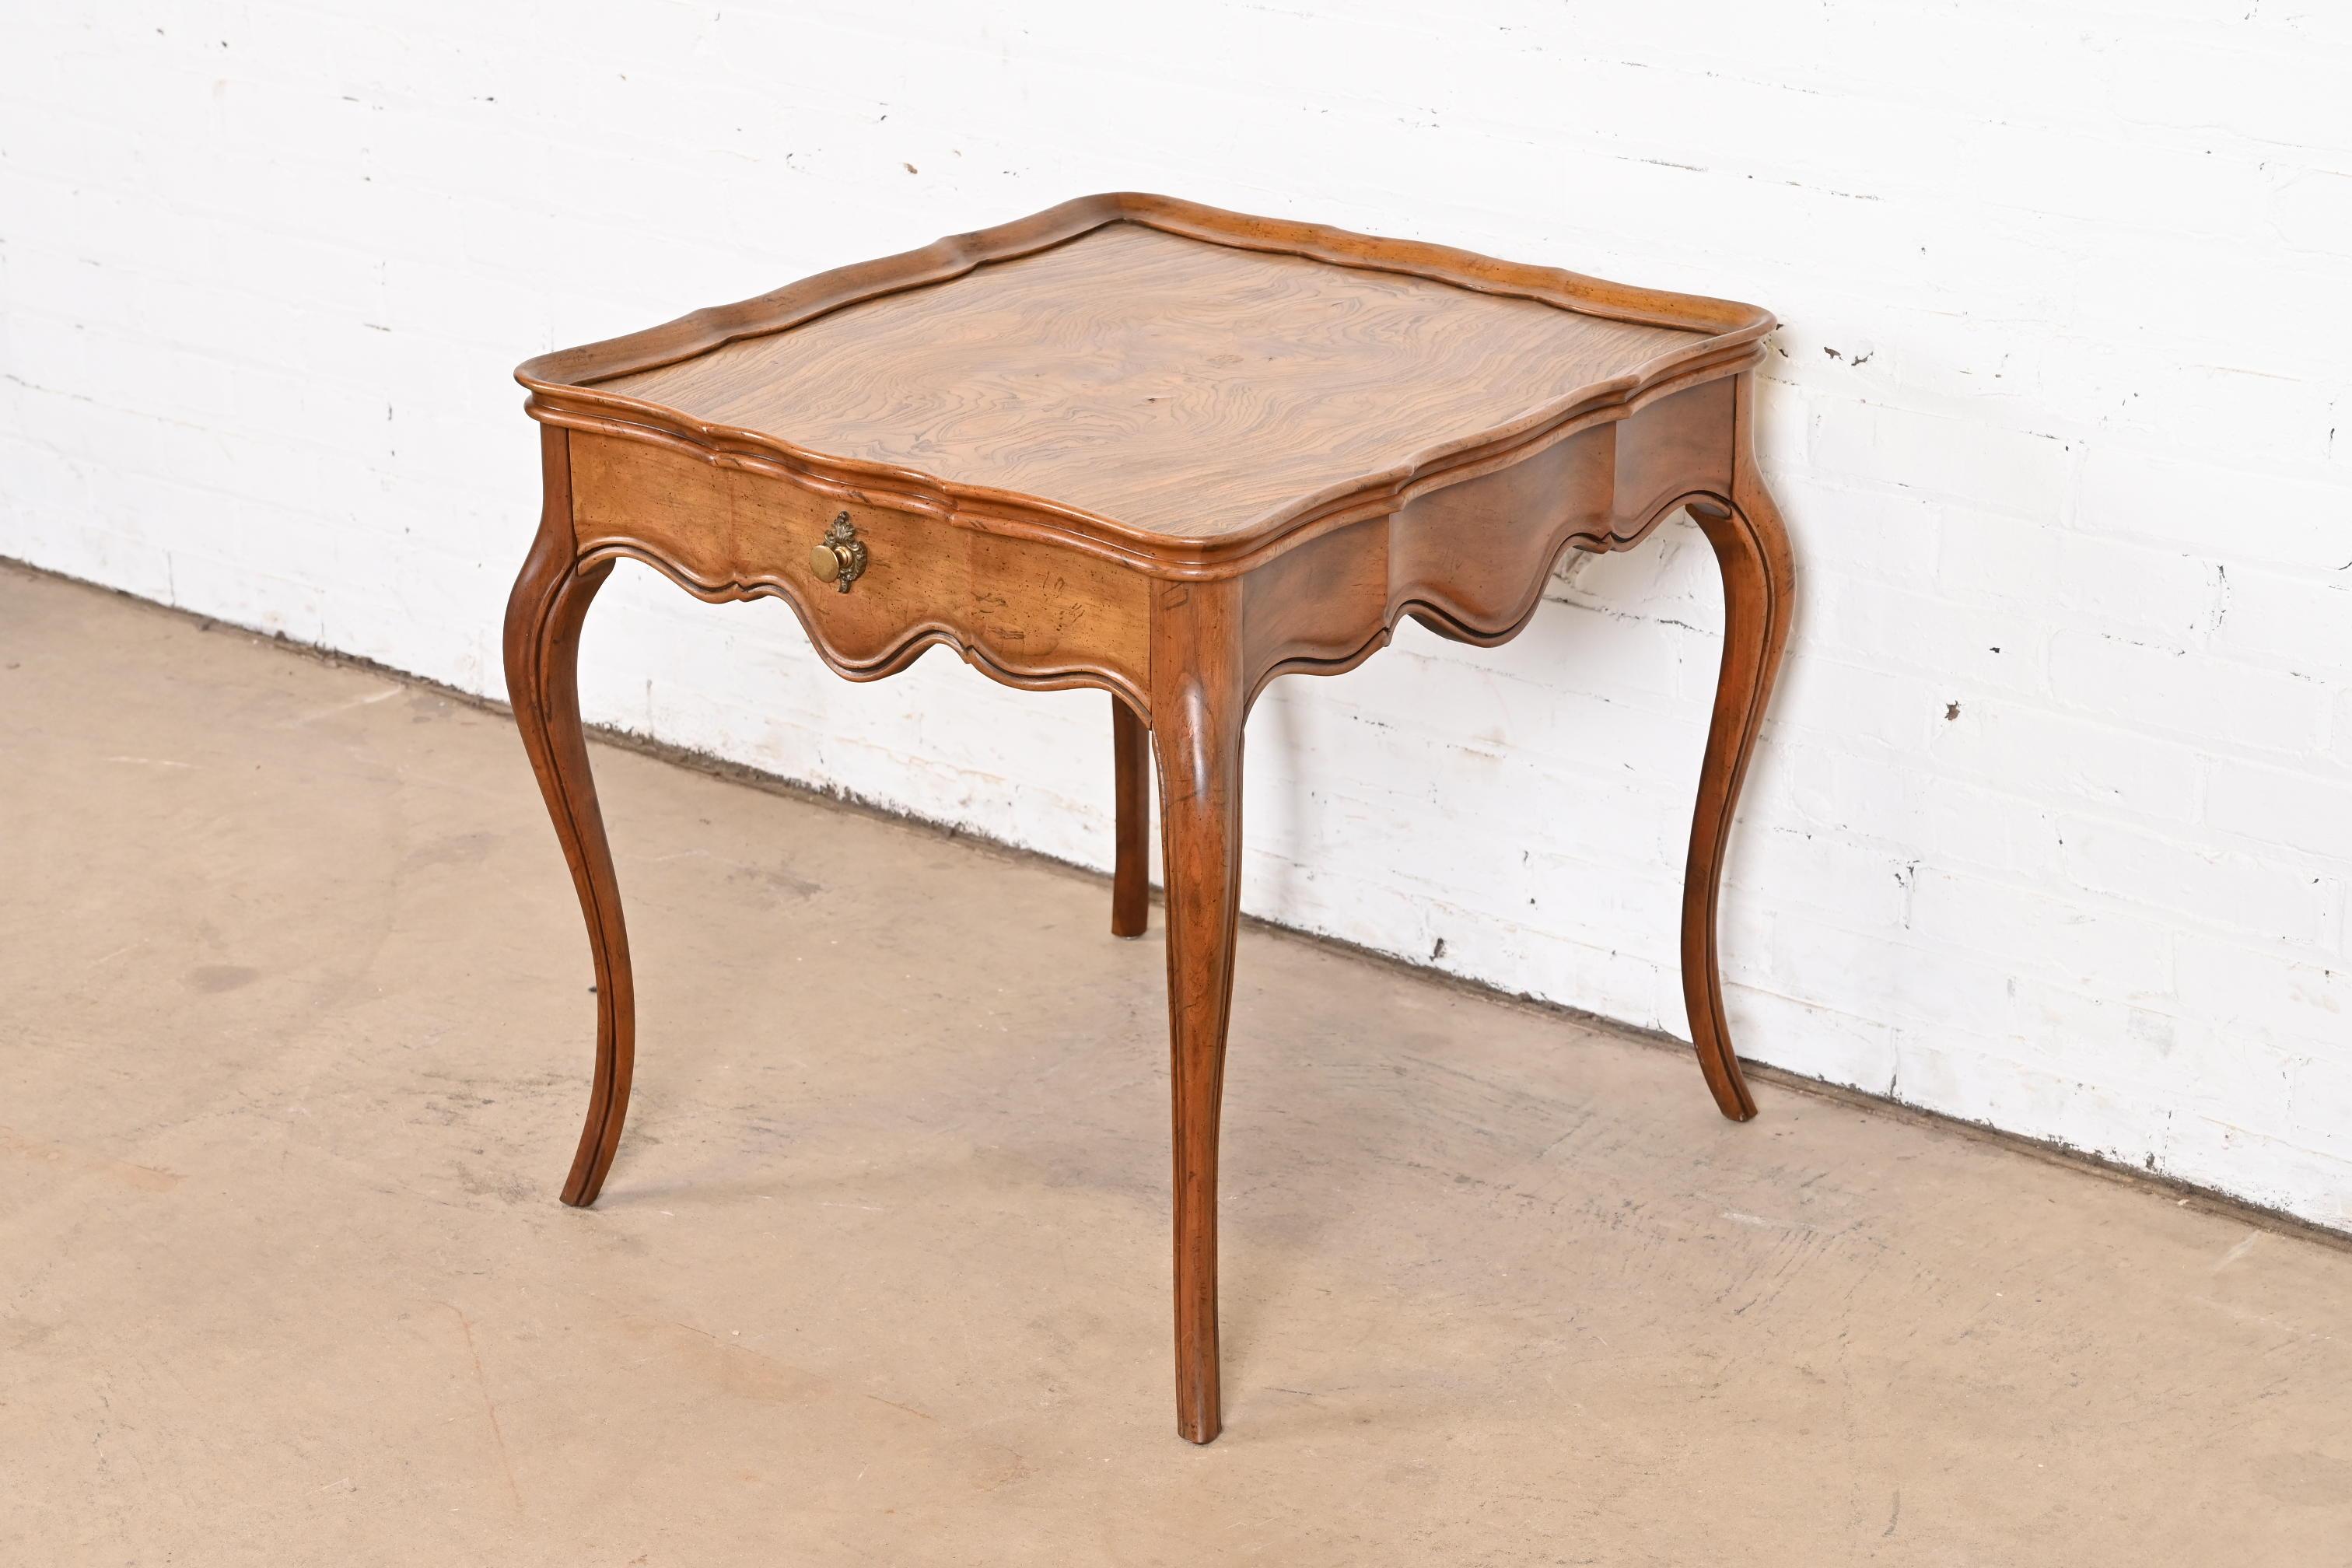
[3,560,2349,1566]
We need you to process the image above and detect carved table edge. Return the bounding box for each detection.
[1252,483,1740,707]
[524,340,1762,584]
[518,192,1773,387]
[516,192,1773,578]
[573,531,1153,716]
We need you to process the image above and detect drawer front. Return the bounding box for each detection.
[567,431,1150,695]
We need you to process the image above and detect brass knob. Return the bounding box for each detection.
[810,512,867,593]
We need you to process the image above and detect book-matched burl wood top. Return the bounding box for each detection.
[518,193,1773,553]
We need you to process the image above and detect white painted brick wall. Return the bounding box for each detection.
[5,2,2349,1227]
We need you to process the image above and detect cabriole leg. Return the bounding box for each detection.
[1679,387,1795,1122]
[503,427,635,1206]
[1111,695,1150,937]
[1150,583,1247,1444]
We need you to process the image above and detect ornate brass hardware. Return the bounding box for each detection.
[809,512,868,593]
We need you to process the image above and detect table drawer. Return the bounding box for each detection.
[566,430,1150,696]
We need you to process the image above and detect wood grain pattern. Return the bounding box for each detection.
[598,223,1705,541]
[505,192,1795,1446]
[520,192,1771,575]
[1239,380,1733,693]
[569,429,1151,705]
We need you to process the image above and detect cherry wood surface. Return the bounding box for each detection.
[506,192,1795,1445]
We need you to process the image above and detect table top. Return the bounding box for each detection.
[520,194,1771,551]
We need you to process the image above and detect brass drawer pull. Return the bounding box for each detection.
[810,513,868,593]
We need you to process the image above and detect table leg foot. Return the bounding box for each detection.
[1680,445,1794,1122]
[1111,695,1150,938]
[505,429,636,1208]
[1152,585,1245,1444]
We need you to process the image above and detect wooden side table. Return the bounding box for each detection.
[506,194,1793,1444]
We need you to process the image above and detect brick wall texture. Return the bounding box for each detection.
[5,2,2348,1227]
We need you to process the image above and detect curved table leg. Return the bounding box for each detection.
[1150,583,1246,1444]
[504,429,635,1208]
[1681,459,1795,1122]
[1110,695,1151,937]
